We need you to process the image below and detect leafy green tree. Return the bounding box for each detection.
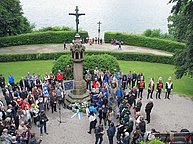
[0,0,33,37]
[169,0,193,78]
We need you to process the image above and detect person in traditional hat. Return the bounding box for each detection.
[165,76,173,99]
[155,77,163,99]
[147,78,154,99]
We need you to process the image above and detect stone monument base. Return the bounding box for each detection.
[65,91,90,105]
[73,80,86,95]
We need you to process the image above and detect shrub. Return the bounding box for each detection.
[0,51,174,65]
[141,139,164,144]
[104,32,186,52]
[35,26,75,32]
[0,31,88,48]
[143,29,174,40]
[52,54,120,79]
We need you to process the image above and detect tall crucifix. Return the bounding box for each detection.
[69,6,85,33]
[97,21,102,33]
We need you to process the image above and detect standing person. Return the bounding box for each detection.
[138,116,146,137]
[155,77,163,99]
[88,111,97,134]
[85,70,92,91]
[136,98,142,113]
[56,70,64,84]
[8,73,15,87]
[123,132,130,144]
[0,74,5,89]
[145,99,154,124]
[63,42,66,50]
[39,110,49,136]
[25,72,32,92]
[118,41,122,50]
[131,71,137,88]
[50,91,57,113]
[126,71,132,89]
[95,124,105,144]
[19,77,27,91]
[107,122,116,144]
[122,75,127,90]
[165,77,173,99]
[65,65,70,80]
[138,78,145,98]
[116,86,123,107]
[147,78,154,99]
[42,81,49,111]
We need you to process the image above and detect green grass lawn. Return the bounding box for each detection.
[0,60,54,82]
[119,61,193,97]
[0,60,193,97]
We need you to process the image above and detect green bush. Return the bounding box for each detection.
[104,32,186,52]
[0,31,88,48]
[141,139,164,144]
[35,26,75,32]
[143,29,174,40]
[52,54,120,79]
[0,51,174,65]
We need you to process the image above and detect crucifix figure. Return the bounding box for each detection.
[97,21,102,33]
[97,21,102,43]
[69,6,85,33]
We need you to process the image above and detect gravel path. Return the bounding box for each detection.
[0,44,173,56]
[28,90,193,144]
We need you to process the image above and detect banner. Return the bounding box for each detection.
[63,80,74,91]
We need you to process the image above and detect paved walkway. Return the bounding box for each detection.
[0,43,173,56]
[29,91,193,144]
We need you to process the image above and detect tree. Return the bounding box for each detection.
[169,0,193,78]
[0,0,33,37]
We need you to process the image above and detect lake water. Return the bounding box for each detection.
[20,0,173,38]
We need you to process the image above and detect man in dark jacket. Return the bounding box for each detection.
[107,122,116,144]
[39,110,49,136]
[0,74,5,88]
[145,99,154,124]
[138,116,146,137]
[95,124,105,144]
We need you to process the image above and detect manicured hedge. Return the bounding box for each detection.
[0,51,174,65]
[0,31,88,48]
[104,32,186,53]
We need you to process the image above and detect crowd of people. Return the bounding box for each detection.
[0,69,72,144]
[0,66,175,144]
[85,67,174,144]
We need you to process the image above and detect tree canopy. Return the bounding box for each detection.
[0,0,33,37]
[169,0,193,78]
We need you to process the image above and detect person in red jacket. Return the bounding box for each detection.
[155,77,163,99]
[56,70,64,84]
[92,78,100,89]
[21,99,30,110]
[138,78,145,98]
